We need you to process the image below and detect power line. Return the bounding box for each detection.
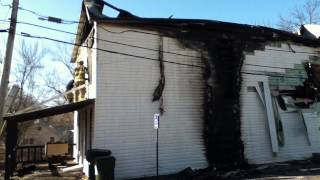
[0,20,75,35]
[16,31,312,81]
[98,24,159,36]
[0,3,314,78]
[98,26,320,55]
[17,6,44,18]
[4,18,320,60]
[0,19,203,59]
[2,2,320,55]
[0,2,80,24]
[17,6,81,24]
[97,36,203,59]
[17,31,204,69]
[2,0,320,56]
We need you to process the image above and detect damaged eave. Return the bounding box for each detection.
[71,1,99,63]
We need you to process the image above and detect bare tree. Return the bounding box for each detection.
[10,40,47,112]
[44,43,74,97]
[39,43,75,105]
[51,43,74,77]
[278,0,320,32]
[0,41,47,140]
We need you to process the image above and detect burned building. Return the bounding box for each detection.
[67,1,320,178]
[5,0,320,179]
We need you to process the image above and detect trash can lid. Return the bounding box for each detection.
[86,149,112,162]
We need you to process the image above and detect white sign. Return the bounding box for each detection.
[154,114,160,129]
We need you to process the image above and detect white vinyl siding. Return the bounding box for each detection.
[241,44,320,164]
[93,25,207,179]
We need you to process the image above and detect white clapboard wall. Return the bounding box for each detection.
[93,24,208,179]
[241,43,320,164]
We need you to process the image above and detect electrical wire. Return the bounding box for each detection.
[2,1,320,54]
[2,3,319,55]
[99,26,320,55]
[17,6,81,24]
[17,31,204,69]
[17,6,44,18]
[0,20,75,35]
[2,19,319,60]
[0,4,315,79]
[0,3,81,24]
[16,31,312,81]
[98,24,159,36]
[0,19,202,59]
[4,4,317,53]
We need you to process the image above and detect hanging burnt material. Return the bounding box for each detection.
[152,36,165,114]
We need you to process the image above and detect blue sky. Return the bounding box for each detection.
[0,0,308,53]
[0,0,308,45]
[0,0,309,98]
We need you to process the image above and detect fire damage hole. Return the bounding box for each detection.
[276,62,320,110]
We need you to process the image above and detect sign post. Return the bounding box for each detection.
[154,114,160,177]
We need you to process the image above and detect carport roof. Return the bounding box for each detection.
[3,99,95,122]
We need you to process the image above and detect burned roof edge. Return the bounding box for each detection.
[93,17,320,47]
[72,1,320,63]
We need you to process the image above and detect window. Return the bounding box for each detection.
[50,137,55,143]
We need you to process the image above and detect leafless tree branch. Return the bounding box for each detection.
[278,0,320,32]
[11,40,47,112]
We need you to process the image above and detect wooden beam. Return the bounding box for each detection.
[4,99,94,122]
[5,120,17,179]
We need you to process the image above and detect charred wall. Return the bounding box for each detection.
[174,31,266,169]
[136,22,320,168]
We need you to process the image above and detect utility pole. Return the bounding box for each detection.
[0,0,19,123]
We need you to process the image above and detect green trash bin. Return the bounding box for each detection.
[95,155,116,180]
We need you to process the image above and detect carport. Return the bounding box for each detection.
[3,99,95,180]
